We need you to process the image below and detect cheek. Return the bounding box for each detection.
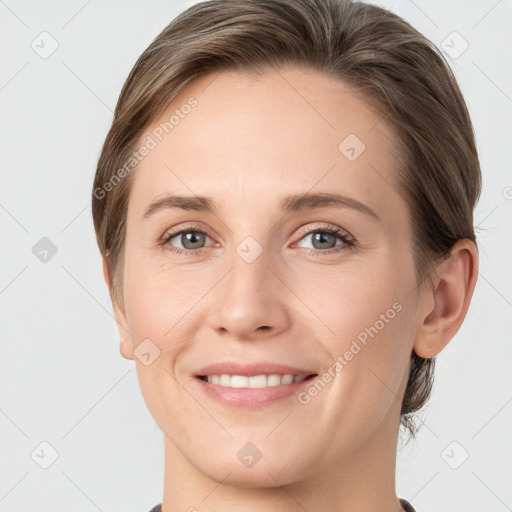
[122,258,209,383]
[338,299,414,421]
[321,305,412,438]
[123,261,200,425]
[294,259,410,343]
[122,252,189,338]
[320,291,410,386]
[307,257,415,397]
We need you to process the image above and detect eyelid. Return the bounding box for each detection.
[294,222,351,239]
[161,222,213,240]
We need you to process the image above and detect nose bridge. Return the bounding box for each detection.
[227,234,272,302]
[225,210,290,293]
[208,231,289,338]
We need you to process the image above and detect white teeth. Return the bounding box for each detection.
[249,375,267,388]
[230,375,249,388]
[267,374,281,386]
[204,373,309,387]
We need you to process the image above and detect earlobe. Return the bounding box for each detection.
[102,255,133,360]
[120,337,134,360]
[113,300,132,360]
[413,239,479,359]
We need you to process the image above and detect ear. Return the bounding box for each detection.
[413,239,479,359]
[102,255,134,360]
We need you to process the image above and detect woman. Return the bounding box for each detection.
[92,0,480,510]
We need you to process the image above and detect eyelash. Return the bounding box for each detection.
[159,223,355,257]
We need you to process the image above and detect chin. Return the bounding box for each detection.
[177,438,310,489]
[200,458,306,489]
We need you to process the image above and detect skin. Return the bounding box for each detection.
[102,66,478,511]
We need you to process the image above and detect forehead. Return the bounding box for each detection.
[129,66,407,226]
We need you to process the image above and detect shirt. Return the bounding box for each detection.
[148,498,417,511]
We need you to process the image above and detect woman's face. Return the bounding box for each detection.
[113,66,427,486]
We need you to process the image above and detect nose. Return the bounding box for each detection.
[207,246,290,341]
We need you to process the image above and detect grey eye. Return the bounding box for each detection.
[309,231,338,250]
[178,231,207,250]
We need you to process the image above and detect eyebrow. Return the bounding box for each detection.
[142,192,379,220]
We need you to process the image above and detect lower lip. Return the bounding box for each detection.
[194,376,317,408]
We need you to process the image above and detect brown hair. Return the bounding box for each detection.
[92,0,481,440]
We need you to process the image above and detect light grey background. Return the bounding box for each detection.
[1,1,511,511]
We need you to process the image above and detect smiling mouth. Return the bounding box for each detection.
[197,373,317,388]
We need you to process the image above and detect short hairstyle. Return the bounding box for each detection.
[92,0,481,440]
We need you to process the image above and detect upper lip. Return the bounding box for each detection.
[195,361,317,377]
